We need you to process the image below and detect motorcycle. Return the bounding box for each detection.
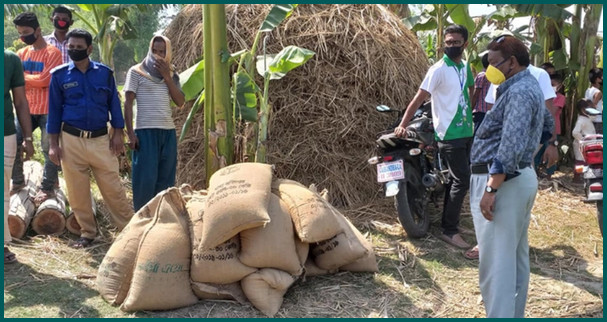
[576,134,603,236]
[368,102,448,238]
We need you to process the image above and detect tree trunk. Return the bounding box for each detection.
[203,4,234,185]
[32,188,67,236]
[8,188,35,239]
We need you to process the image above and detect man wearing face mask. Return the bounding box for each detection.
[11,12,63,204]
[47,29,134,249]
[470,35,553,318]
[394,24,474,249]
[44,6,74,64]
[123,35,185,211]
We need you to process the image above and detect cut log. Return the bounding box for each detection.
[7,187,36,239]
[32,188,67,236]
[59,177,96,236]
[64,197,96,236]
[20,160,44,198]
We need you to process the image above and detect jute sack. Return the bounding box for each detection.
[239,194,303,275]
[304,257,337,277]
[192,235,257,284]
[271,179,342,243]
[191,281,248,304]
[311,207,368,270]
[294,236,309,267]
[199,163,273,250]
[96,192,162,306]
[187,191,257,284]
[241,268,296,317]
[339,217,378,273]
[121,188,198,312]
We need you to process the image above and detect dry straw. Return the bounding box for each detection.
[166,4,428,207]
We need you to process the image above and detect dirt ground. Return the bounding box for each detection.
[3,169,603,318]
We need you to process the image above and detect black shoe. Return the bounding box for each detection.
[70,237,94,249]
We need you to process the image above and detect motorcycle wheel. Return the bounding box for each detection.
[394,160,429,238]
[597,201,603,237]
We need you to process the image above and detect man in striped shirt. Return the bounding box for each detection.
[124,35,185,211]
[11,12,63,204]
[44,6,73,64]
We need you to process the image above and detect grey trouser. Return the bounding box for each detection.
[470,167,538,318]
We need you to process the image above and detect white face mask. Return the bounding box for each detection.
[552,86,558,92]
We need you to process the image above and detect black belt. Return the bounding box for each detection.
[62,124,108,139]
[471,162,530,174]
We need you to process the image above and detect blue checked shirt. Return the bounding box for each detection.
[471,69,554,175]
[47,60,124,134]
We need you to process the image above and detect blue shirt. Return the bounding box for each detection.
[471,69,554,175]
[47,60,124,134]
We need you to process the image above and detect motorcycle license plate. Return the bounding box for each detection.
[377,160,405,183]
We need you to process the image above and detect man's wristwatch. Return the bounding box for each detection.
[549,140,558,146]
[485,186,498,193]
[24,137,33,142]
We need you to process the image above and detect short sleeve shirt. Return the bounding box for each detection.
[4,50,25,136]
[420,54,474,141]
[124,67,180,130]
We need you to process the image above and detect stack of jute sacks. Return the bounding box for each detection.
[97,163,377,317]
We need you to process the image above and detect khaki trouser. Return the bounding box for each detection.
[4,135,17,244]
[60,132,133,239]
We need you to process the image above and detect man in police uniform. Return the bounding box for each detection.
[47,29,133,248]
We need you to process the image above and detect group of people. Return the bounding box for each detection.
[394,24,602,318]
[4,8,184,264]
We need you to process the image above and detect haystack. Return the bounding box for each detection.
[166,4,428,207]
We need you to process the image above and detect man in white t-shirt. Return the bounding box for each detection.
[395,24,474,249]
[485,64,558,166]
[585,68,603,133]
[124,35,185,211]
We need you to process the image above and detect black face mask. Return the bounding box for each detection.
[445,46,463,59]
[53,19,70,31]
[20,33,37,45]
[68,48,89,62]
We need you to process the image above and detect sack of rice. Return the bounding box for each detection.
[241,268,296,317]
[121,188,198,312]
[339,219,378,273]
[191,281,248,304]
[199,163,273,250]
[304,257,337,277]
[192,235,257,284]
[271,179,342,243]
[97,192,161,306]
[239,194,303,275]
[311,208,368,270]
[294,236,309,267]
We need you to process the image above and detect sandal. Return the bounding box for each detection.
[70,237,94,249]
[464,245,479,260]
[4,247,17,264]
[33,189,56,204]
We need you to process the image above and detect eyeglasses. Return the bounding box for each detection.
[444,40,464,46]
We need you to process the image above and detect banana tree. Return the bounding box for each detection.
[202,4,233,183]
[179,4,314,165]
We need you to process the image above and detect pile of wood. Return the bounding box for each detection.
[7,161,94,239]
[97,163,378,316]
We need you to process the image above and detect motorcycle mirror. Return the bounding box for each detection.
[376,105,393,112]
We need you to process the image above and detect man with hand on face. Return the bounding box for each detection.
[47,29,134,249]
[11,12,63,204]
[123,35,185,212]
[394,24,474,249]
[44,6,74,64]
